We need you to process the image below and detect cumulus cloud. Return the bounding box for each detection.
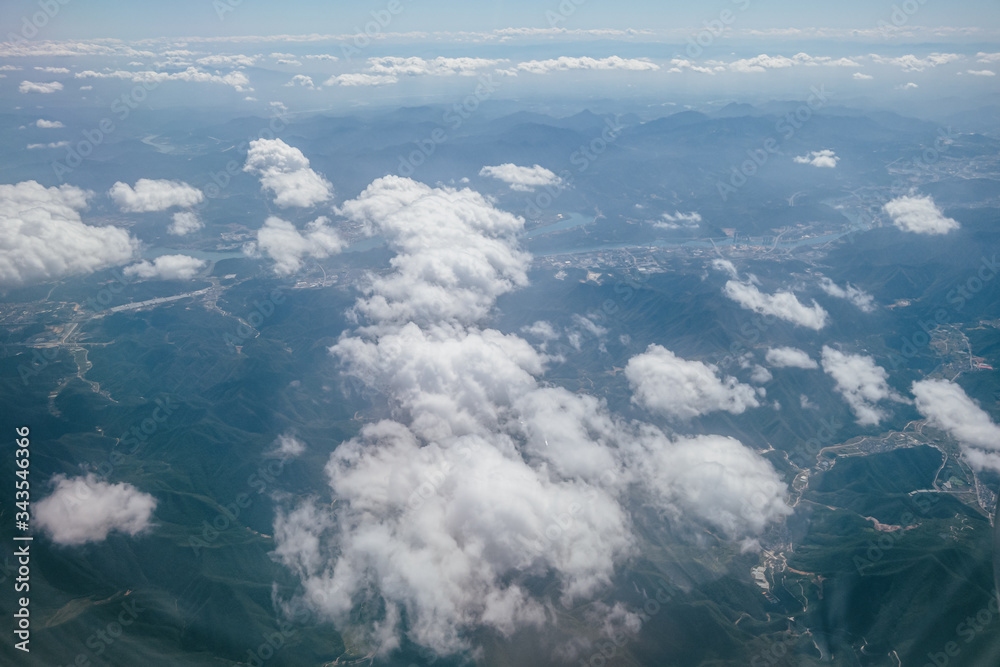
[271,177,790,660]
[765,346,818,369]
[0,181,137,287]
[667,59,717,75]
[884,194,959,235]
[853,72,874,80]
[196,53,258,68]
[323,73,398,86]
[870,53,962,71]
[479,164,562,191]
[711,258,739,280]
[19,80,63,93]
[912,379,1000,472]
[728,54,796,73]
[818,277,875,312]
[35,474,156,546]
[245,216,343,276]
[966,69,996,76]
[723,280,829,330]
[75,67,250,91]
[284,74,316,89]
[625,344,760,419]
[109,178,204,212]
[897,82,919,90]
[243,138,333,208]
[122,254,206,281]
[168,210,203,235]
[35,119,65,128]
[821,347,906,425]
[655,211,701,229]
[508,56,659,75]
[269,432,306,459]
[368,56,505,77]
[793,149,839,168]
[335,177,530,326]
[34,66,70,73]
[27,141,70,149]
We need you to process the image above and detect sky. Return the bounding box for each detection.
[2,0,999,42]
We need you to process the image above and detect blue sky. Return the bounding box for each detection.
[1,0,998,41]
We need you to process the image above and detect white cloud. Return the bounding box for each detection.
[765,346,818,369]
[271,177,790,660]
[75,67,250,91]
[667,59,716,75]
[323,73,398,86]
[336,177,530,326]
[168,210,203,235]
[711,258,739,280]
[270,432,306,459]
[625,344,760,419]
[276,58,302,66]
[655,211,701,229]
[304,54,339,61]
[243,138,333,208]
[0,181,137,287]
[479,164,562,191]
[728,54,796,73]
[897,82,919,90]
[245,216,343,276]
[883,194,959,235]
[723,280,829,330]
[630,432,792,538]
[870,52,962,71]
[195,53,258,68]
[977,52,1000,63]
[510,56,659,75]
[35,119,65,128]
[109,178,204,212]
[521,320,559,341]
[821,347,906,425]
[912,379,1000,472]
[35,474,156,546]
[853,72,874,80]
[966,69,996,76]
[818,277,875,312]
[19,80,63,93]
[34,66,70,74]
[27,141,70,149]
[122,254,206,281]
[793,149,839,168]
[368,56,505,77]
[284,74,316,89]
